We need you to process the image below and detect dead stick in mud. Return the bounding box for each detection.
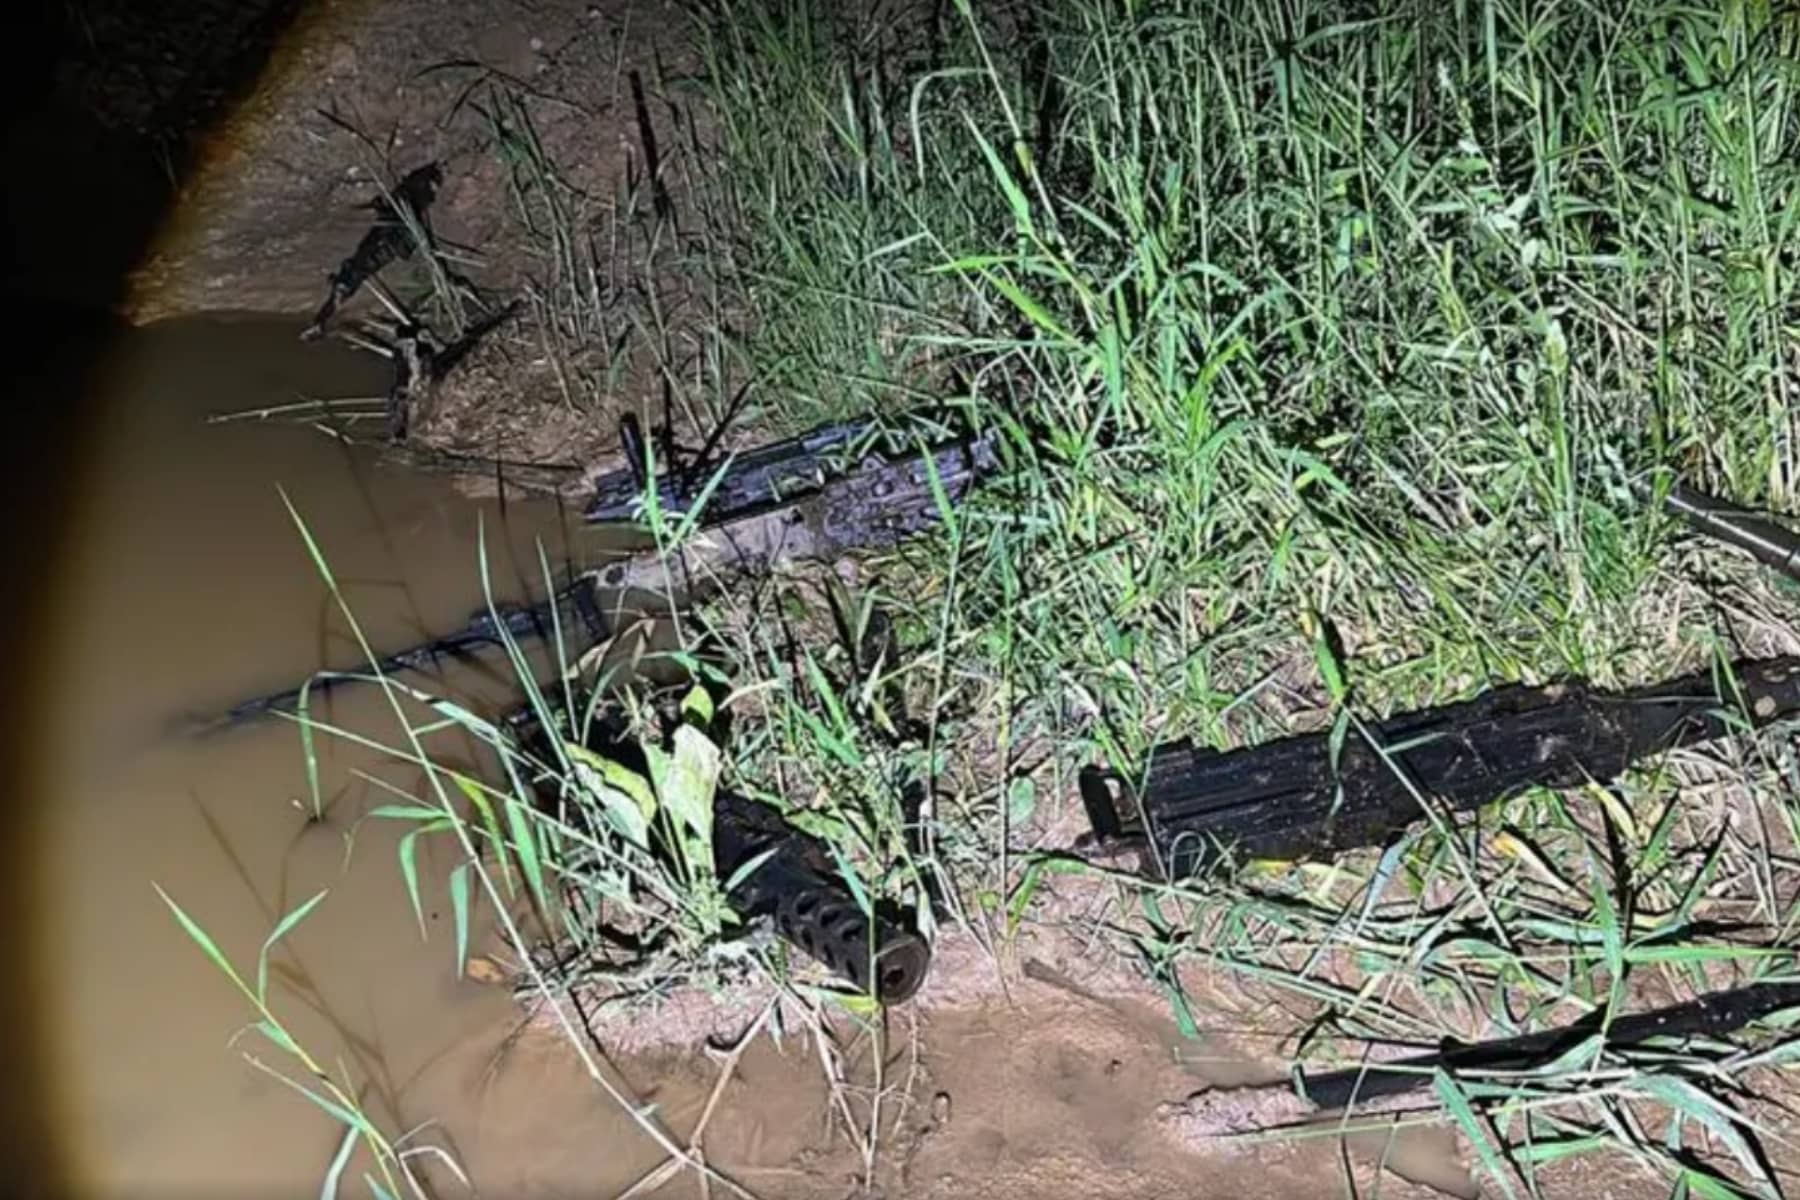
[616,1001,779,1200]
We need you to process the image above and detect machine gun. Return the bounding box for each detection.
[1080,657,1800,881]
[192,417,998,733]
[588,422,999,595]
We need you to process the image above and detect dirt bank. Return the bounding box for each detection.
[131,0,698,477]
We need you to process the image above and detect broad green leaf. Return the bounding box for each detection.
[655,725,722,850]
[566,744,653,848]
[566,743,657,819]
[449,863,472,978]
[257,889,328,1004]
[681,685,715,727]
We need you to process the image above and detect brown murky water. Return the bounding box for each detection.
[30,315,736,1199]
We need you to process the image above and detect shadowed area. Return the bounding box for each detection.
[2,2,309,1191]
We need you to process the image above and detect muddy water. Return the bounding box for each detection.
[30,315,730,1198]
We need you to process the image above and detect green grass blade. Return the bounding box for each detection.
[449,862,472,978]
[257,889,329,1005]
[154,884,254,1003]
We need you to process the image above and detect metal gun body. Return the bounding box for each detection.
[593,429,1000,595]
[1663,483,1800,581]
[1082,658,1800,880]
[302,162,444,341]
[586,419,875,523]
[508,708,931,1003]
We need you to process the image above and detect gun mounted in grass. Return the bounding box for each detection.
[586,416,1000,596]
[1654,479,1800,583]
[1080,657,1800,881]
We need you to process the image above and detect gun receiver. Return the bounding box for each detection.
[1081,658,1800,880]
[592,426,999,595]
[584,415,998,531]
[588,417,875,523]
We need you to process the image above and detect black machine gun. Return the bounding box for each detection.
[192,415,998,733]
[584,411,999,538]
[1080,657,1800,881]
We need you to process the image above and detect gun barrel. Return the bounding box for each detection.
[1663,483,1800,581]
[713,791,930,1003]
[190,577,606,735]
[1297,980,1800,1111]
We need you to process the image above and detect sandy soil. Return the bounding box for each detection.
[523,854,1490,1200]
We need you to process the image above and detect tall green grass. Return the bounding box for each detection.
[660,0,1800,1193]
[173,1,1800,1194]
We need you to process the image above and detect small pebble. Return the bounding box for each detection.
[930,1090,952,1126]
